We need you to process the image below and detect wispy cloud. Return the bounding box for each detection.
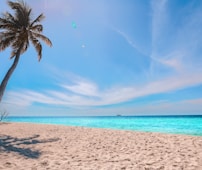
[151,0,168,52]
[114,29,146,56]
[3,89,202,116]
[150,0,202,78]
[3,70,202,109]
[61,79,100,97]
[152,50,184,72]
[182,98,202,105]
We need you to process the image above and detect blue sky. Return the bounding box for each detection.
[0,0,202,116]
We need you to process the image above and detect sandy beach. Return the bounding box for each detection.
[0,123,202,170]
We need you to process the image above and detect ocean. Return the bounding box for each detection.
[5,115,202,136]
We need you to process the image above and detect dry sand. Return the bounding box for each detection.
[0,123,202,170]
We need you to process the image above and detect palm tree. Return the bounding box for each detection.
[0,0,52,102]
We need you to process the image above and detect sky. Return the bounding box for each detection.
[0,0,202,116]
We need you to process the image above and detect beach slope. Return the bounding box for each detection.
[0,123,202,170]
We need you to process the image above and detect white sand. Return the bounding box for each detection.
[0,123,202,170]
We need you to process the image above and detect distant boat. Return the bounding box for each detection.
[116,114,122,117]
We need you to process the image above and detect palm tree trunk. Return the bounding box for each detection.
[0,50,21,102]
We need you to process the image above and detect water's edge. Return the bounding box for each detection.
[5,115,202,136]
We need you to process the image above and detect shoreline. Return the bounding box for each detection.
[5,115,202,137]
[3,121,202,137]
[0,123,202,169]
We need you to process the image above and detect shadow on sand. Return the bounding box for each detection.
[0,134,60,159]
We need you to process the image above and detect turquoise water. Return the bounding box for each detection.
[6,116,202,136]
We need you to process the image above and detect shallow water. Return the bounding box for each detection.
[6,115,202,136]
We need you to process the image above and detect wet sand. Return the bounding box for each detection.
[0,123,202,170]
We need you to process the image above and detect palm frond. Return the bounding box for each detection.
[30,14,45,27]
[31,32,52,47]
[11,36,23,51]
[0,31,16,39]
[2,12,17,24]
[5,12,15,20]
[30,24,43,33]
[0,17,18,30]
[0,32,16,51]
[30,33,42,61]
[21,37,29,53]
[7,1,21,10]
[0,24,18,31]
[0,23,13,29]
[8,0,31,27]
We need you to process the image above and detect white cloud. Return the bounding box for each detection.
[61,79,100,97]
[151,50,185,73]
[182,98,202,105]
[113,28,149,57]
[151,0,168,50]
[150,0,202,80]
[2,70,202,109]
[115,29,140,52]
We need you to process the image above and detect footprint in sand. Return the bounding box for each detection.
[40,160,49,166]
